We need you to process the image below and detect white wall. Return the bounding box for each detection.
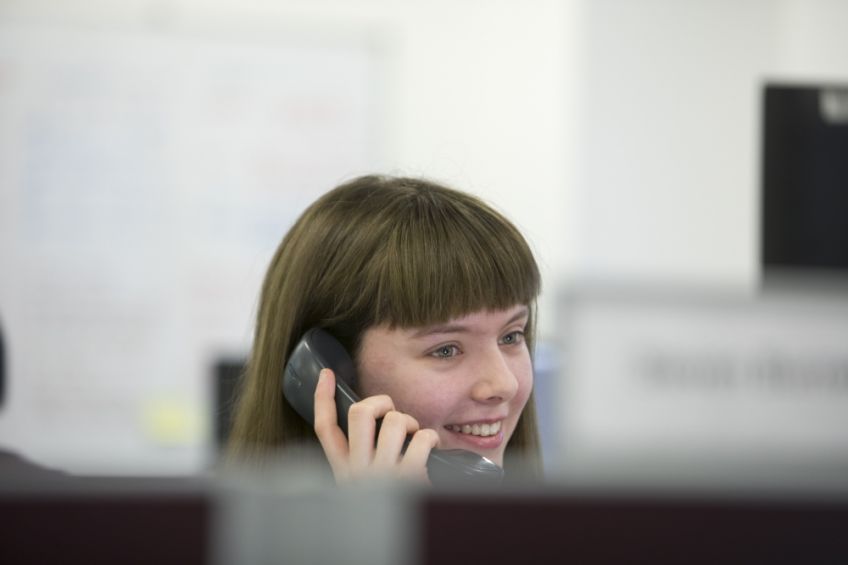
[774,0,848,79]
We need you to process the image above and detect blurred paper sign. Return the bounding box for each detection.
[554,284,848,489]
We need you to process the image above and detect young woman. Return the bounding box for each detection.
[227,175,542,483]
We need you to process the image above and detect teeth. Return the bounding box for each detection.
[448,421,501,437]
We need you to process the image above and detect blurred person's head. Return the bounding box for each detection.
[227,175,542,477]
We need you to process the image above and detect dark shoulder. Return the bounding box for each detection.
[0,448,67,479]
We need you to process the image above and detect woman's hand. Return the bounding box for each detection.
[313,368,439,483]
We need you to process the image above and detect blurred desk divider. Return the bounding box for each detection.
[3,469,848,565]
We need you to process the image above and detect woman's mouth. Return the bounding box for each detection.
[442,419,506,453]
[445,420,502,437]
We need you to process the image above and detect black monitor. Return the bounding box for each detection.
[213,357,245,448]
[762,84,848,272]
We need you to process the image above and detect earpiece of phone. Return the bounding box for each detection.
[282,328,505,485]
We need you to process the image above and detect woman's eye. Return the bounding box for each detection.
[430,345,460,359]
[500,331,525,346]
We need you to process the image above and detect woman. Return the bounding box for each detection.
[227,175,542,483]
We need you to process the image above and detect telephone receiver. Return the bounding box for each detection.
[282,327,505,485]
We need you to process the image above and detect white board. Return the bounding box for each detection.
[0,22,382,474]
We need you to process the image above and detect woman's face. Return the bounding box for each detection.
[356,304,533,466]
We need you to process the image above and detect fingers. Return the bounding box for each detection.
[398,428,440,481]
[347,394,396,473]
[313,369,351,480]
[372,411,420,470]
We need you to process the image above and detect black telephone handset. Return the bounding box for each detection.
[282,328,505,485]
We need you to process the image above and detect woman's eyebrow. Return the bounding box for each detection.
[411,323,469,338]
[411,307,529,338]
[504,307,530,327]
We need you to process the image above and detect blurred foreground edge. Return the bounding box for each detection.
[2,475,848,565]
[422,490,848,565]
[0,477,209,565]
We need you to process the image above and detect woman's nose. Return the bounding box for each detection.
[470,348,519,403]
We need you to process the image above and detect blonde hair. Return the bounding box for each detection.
[227,175,542,475]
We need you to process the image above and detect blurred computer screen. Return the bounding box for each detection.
[762,84,848,272]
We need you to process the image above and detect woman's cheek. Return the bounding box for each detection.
[513,360,534,410]
[400,394,451,430]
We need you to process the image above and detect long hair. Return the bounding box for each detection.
[227,175,542,475]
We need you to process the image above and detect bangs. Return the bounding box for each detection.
[370,189,541,328]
